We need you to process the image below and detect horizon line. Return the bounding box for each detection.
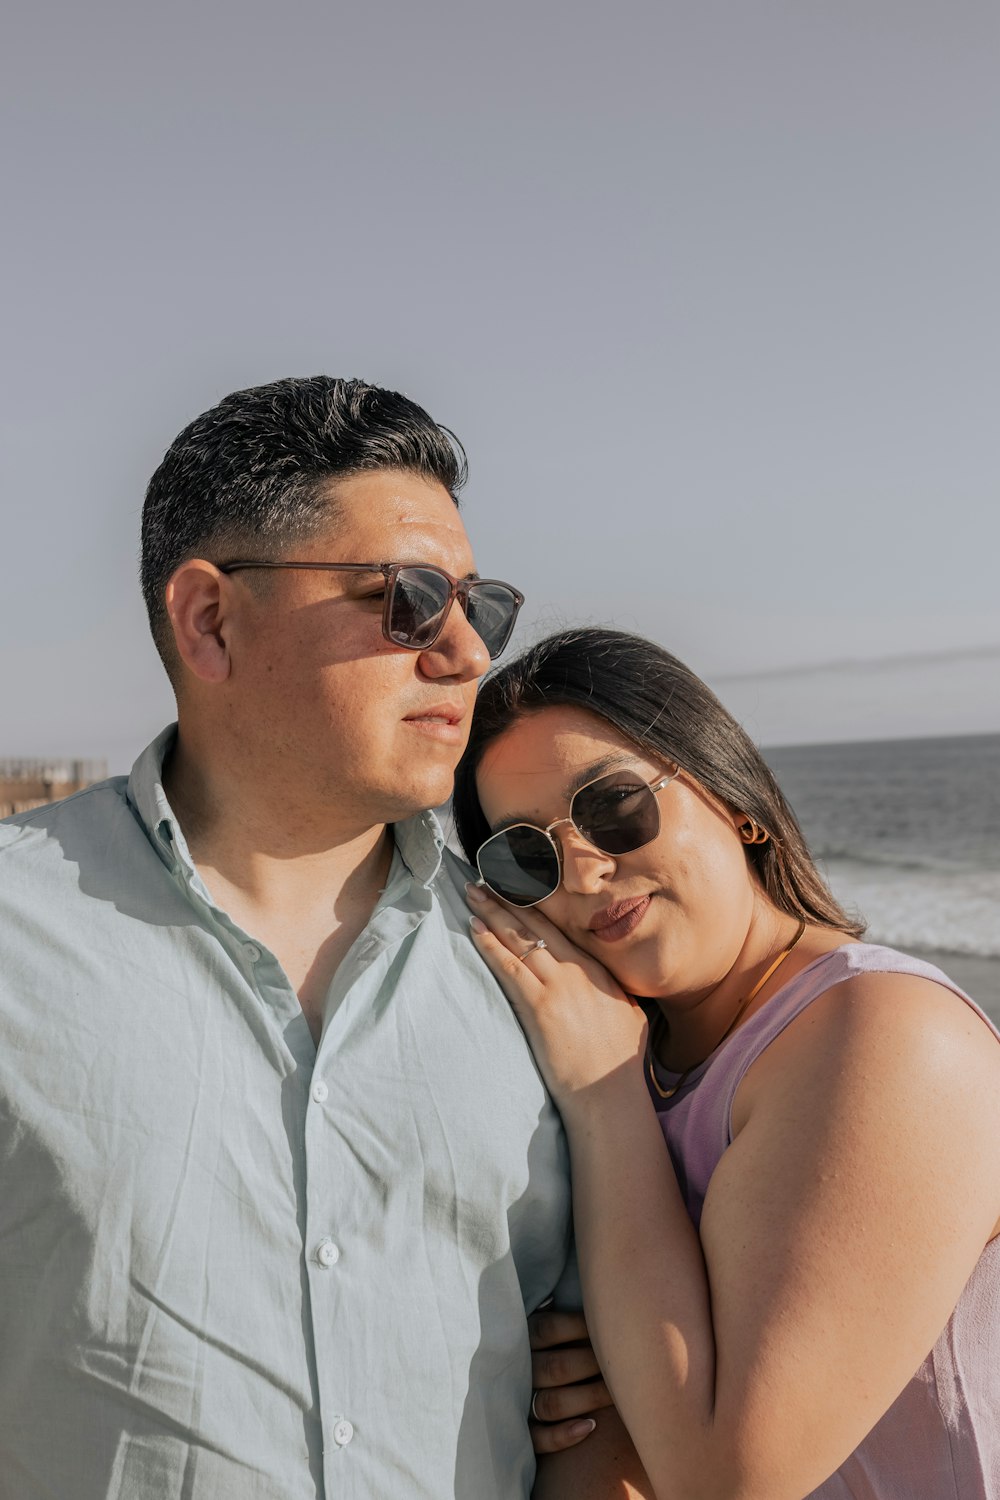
[710,641,1000,685]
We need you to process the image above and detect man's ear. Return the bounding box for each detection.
[164,560,234,684]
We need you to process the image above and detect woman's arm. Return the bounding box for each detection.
[567,972,1000,1498]
[533,1405,655,1500]
[469,897,1000,1500]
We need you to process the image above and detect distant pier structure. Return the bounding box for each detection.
[0,758,108,818]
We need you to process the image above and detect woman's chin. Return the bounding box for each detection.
[594,948,674,1001]
[607,945,702,1004]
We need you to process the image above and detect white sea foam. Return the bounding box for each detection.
[823,858,1000,958]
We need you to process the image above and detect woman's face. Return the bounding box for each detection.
[475,704,765,1003]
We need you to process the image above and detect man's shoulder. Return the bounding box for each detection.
[430,843,484,916]
[418,844,496,975]
[0,776,134,868]
[437,842,477,891]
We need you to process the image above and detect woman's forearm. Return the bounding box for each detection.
[532,1404,656,1500]
[564,1073,731,1500]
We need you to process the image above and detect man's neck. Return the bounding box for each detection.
[162,730,397,1042]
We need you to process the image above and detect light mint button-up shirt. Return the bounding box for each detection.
[0,728,572,1500]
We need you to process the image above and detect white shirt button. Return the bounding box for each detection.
[243,943,261,962]
[311,1080,329,1103]
[333,1419,354,1447]
[316,1239,340,1267]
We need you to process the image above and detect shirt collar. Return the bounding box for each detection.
[127,724,446,887]
[127,724,185,868]
[392,807,446,887]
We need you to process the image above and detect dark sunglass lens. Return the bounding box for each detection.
[574,773,660,855]
[477,826,559,906]
[465,583,521,658]
[389,568,451,647]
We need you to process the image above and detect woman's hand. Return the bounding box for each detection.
[465,884,648,1110]
[529,1306,613,1454]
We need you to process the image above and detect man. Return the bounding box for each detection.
[0,377,573,1498]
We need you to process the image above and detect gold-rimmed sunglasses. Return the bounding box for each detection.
[476,766,680,906]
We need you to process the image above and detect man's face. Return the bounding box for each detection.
[225,470,496,827]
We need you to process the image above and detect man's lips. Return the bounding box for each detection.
[588,895,652,942]
[402,703,468,741]
[403,703,467,726]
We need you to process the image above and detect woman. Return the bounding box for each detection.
[453,628,1000,1500]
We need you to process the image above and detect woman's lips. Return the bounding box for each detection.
[588,895,651,942]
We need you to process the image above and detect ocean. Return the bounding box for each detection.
[765,733,1000,1021]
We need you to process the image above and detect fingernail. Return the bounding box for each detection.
[568,1419,597,1440]
[470,915,487,934]
[466,882,488,903]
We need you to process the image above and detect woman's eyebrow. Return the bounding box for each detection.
[489,753,640,832]
[565,753,635,796]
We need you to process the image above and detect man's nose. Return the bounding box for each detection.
[556,828,617,894]
[418,598,491,681]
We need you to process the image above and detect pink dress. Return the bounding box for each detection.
[647,943,1000,1498]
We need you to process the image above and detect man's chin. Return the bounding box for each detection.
[384,767,459,824]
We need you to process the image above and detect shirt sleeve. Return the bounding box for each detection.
[547,1234,583,1311]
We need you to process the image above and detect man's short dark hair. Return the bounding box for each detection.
[140,375,467,674]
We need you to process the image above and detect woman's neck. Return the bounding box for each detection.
[651,911,849,1073]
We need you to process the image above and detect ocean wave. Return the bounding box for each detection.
[822,858,1000,959]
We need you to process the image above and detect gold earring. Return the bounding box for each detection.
[739,818,769,845]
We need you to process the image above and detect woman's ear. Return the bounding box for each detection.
[736,814,770,845]
[164,560,233,685]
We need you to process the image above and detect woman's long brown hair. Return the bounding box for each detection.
[453,627,865,938]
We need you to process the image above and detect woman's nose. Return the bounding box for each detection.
[556,828,617,894]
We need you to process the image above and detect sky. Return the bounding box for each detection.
[2,0,998,769]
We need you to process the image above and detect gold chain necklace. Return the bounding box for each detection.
[647,918,807,1101]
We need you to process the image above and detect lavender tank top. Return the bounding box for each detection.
[647,943,1000,1499]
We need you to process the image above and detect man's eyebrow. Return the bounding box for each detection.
[489,753,640,833]
[350,563,482,580]
[340,564,482,588]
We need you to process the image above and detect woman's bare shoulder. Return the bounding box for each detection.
[738,960,1000,1124]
